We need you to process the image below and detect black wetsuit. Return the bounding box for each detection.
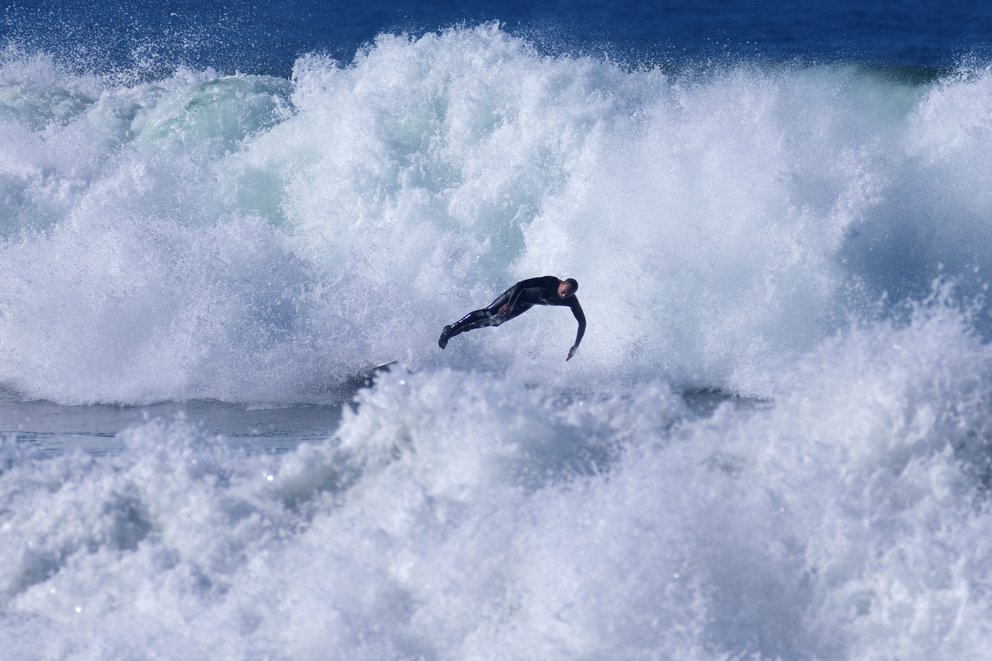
[439,276,586,349]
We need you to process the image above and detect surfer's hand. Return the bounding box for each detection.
[498,304,511,317]
[566,346,577,361]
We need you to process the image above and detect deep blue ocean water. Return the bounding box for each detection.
[5,0,991,76]
[3,2,992,659]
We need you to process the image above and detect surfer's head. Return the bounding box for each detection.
[558,278,578,298]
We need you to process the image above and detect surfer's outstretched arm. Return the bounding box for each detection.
[567,298,586,361]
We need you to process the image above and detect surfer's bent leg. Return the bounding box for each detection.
[439,302,530,348]
[453,308,498,332]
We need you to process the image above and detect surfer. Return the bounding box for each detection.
[438,276,586,360]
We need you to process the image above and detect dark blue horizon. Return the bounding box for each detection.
[3,0,991,76]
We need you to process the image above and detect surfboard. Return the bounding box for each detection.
[680,387,772,416]
[344,360,400,391]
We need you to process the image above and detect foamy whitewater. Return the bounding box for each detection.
[3,23,992,658]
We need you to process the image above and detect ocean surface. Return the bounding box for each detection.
[2,1,992,658]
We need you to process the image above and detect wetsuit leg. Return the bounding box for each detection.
[439,299,531,348]
[450,308,497,334]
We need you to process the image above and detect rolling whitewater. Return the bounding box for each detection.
[3,2,992,658]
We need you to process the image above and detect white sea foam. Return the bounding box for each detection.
[2,24,992,658]
[1,300,992,658]
[1,26,990,402]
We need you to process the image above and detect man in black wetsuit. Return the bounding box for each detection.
[438,276,586,361]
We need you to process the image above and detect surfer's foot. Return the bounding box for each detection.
[438,325,452,349]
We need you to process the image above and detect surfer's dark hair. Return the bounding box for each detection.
[564,278,578,292]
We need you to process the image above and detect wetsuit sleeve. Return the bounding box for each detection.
[570,298,586,348]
